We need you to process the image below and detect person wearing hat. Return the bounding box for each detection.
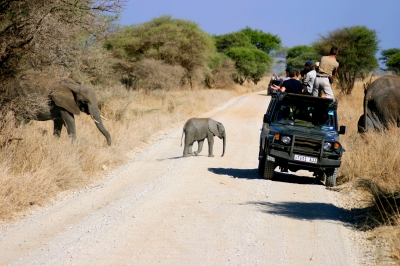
[315,62,320,72]
[302,61,316,95]
[312,46,339,99]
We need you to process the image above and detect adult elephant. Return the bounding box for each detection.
[358,75,400,133]
[181,118,226,157]
[26,77,111,145]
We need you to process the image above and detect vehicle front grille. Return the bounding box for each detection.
[292,136,321,156]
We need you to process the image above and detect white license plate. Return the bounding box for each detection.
[294,154,318,164]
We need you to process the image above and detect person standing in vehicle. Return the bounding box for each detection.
[312,47,339,99]
[302,61,316,95]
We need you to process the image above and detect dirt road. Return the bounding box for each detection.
[0,91,364,265]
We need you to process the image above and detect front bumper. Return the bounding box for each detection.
[270,149,341,169]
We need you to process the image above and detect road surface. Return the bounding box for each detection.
[0,91,362,265]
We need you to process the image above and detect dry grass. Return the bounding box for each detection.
[0,78,269,220]
[335,77,400,262]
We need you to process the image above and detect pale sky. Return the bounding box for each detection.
[119,0,400,56]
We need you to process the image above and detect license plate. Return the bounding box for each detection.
[294,154,318,164]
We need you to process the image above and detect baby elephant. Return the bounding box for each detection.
[181,118,226,157]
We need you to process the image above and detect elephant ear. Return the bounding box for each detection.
[51,85,80,115]
[208,119,219,136]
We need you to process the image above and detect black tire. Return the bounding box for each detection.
[263,158,275,179]
[325,168,338,187]
[258,157,265,175]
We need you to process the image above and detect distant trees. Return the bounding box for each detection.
[313,26,379,95]
[214,27,281,84]
[380,48,400,74]
[285,45,320,71]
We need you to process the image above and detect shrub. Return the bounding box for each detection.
[132,59,186,91]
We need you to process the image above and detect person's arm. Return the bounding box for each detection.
[271,84,285,92]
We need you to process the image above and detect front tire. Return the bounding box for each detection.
[325,168,338,187]
[263,157,275,179]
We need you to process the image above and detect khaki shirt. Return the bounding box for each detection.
[318,56,339,77]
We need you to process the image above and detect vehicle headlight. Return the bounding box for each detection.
[323,142,332,151]
[281,135,291,144]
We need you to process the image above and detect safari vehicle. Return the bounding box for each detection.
[258,92,346,187]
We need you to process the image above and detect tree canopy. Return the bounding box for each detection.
[380,48,400,74]
[226,47,271,84]
[214,27,279,84]
[313,25,379,95]
[0,0,123,83]
[105,15,215,88]
[285,45,320,71]
[240,27,281,55]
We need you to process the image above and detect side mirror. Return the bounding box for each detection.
[263,114,271,123]
[339,125,346,135]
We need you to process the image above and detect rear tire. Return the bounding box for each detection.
[263,158,275,179]
[325,168,338,187]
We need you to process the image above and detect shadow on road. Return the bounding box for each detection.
[208,168,263,180]
[209,167,371,228]
[208,167,322,185]
[247,201,352,224]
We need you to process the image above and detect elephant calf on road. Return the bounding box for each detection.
[25,77,111,145]
[358,75,400,133]
[181,118,226,157]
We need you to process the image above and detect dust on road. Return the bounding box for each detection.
[0,91,365,265]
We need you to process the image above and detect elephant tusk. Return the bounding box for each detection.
[100,115,108,121]
[90,114,99,124]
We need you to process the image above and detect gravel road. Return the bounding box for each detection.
[0,91,369,265]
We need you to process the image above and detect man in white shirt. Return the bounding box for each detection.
[303,61,316,95]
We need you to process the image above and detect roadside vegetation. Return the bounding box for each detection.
[335,79,400,262]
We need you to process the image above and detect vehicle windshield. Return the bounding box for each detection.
[273,102,336,130]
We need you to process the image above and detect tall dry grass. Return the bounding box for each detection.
[0,78,269,220]
[336,77,400,261]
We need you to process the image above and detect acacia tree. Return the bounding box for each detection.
[226,47,271,84]
[105,16,215,89]
[285,45,320,70]
[0,0,124,82]
[380,48,400,74]
[214,28,280,84]
[241,27,281,55]
[313,26,379,95]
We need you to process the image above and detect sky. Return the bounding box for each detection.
[118,0,399,73]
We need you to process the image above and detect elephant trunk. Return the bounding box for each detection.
[90,106,111,146]
[221,135,226,157]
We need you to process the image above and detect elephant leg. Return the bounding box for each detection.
[194,140,204,156]
[60,110,76,140]
[53,118,64,137]
[183,134,193,157]
[207,133,214,157]
[188,143,194,154]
